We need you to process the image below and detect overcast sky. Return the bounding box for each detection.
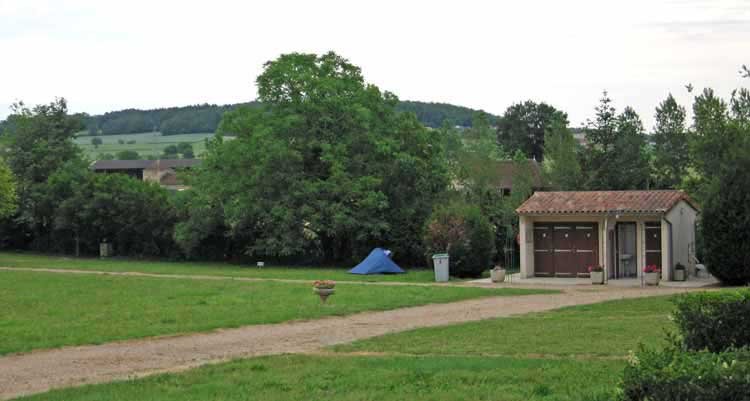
[1,0,748,129]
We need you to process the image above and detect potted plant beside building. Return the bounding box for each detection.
[643,265,661,286]
[588,265,604,284]
[490,265,506,283]
[312,280,336,303]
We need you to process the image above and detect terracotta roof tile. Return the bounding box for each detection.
[516,190,698,215]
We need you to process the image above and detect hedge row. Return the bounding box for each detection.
[672,289,750,352]
[621,345,750,401]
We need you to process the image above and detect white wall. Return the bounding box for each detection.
[665,200,698,277]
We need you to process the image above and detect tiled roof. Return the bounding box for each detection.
[516,190,698,215]
[494,160,545,189]
[91,159,201,171]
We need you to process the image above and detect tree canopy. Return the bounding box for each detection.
[176,52,449,264]
[496,100,568,161]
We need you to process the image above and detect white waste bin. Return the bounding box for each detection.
[432,253,450,282]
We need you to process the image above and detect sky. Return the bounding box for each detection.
[1,0,748,129]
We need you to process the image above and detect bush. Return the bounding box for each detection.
[702,156,750,285]
[672,289,750,352]
[424,202,495,278]
[620,344,750,401]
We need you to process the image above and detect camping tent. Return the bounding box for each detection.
[349,248,405,274]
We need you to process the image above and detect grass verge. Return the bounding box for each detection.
[334,296,676,357]
[15,354,622,401]
[0,252,438,283]
[0,270,549,355]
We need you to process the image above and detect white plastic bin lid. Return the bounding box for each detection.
[432,253,449,259]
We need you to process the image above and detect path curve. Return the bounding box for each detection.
[0,286,697,400]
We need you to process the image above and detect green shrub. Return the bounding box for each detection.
[702,156,750,285]
[424,202,495,278]
[620,345,750,401]
[672,289,750,352]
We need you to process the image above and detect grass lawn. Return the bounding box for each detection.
[12,296,680,401]
[0,270,549,355]
[74,132,212,158]
[17,354,623,401]
[73,132,234,159]
[0,251,439,283]
[334,296,676,357]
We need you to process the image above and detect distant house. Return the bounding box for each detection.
[90,159,201,190]
[516,190,699,282]
[493,159,546,196]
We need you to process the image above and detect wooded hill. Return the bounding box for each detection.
[76,100,499,136]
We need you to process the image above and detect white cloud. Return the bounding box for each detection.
[1,0,748,129]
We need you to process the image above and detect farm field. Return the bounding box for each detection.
[13,295,683,401]
[0,252,440,282]
[0,269,549,355]
[73,132,232,159]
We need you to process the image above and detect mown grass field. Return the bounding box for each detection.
[15,296,685,401]
[334,296,676,357]
[73,132,230,159]
[0,269,550,355]
[0,252,439,282]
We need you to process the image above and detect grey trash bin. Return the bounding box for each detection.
[432,253,449,282]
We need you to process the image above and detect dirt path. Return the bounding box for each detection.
[0,286,697,400]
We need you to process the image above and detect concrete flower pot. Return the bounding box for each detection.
[313,287,335,303]
[644,272,660,286]
[590,271,604,284]
[490,268,506,283]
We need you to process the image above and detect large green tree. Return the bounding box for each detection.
[177,52,448,264]
[652,94,689,189]
[496,100,568,161]
[542,116,582,190]
[2,98,83,248]
[0,159,18,219]
[582,93,651,190]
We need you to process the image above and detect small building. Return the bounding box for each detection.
[493,159,546,196]
[516,190,698,282]
[90,159,201,190]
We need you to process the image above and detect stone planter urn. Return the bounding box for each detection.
[490,267,506,283]
[644,272,660,286]
[313,287,335,303]
[312,280,336,303]
[590,271,604,284]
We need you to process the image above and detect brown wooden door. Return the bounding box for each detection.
[572,224,599,276]
[553,225,576,276]
[534,224,555,276]
[645,222,662,269]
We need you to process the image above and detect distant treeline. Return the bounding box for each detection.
[77,101,498,136]
[85,103,261,136]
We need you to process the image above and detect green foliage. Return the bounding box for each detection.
[620,344,750,401]
[90,137,103,148]
[424,202,495,278]
[78,100,495,137]
[48,167,176,256]
[582,92,650,190]
[542,116,581,190]
[395,100,499,128]
[672,289,750,351]
[702,154,750,285]
[497,100,567,161]
[0,159,18,219]
[115,149,140,160]
[178,52,448,265]
[652,94,689,189]
[2,98,83,249]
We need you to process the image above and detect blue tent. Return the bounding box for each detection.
[349,248,405,274]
